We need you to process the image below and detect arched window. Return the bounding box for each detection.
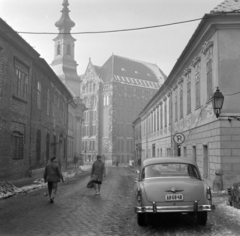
[67,43,71,56]
[57,43,61,55]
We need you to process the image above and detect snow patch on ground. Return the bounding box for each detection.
[218,203,240,224]
[0,165,91,199]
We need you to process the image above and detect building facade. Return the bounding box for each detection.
[81,55,166,164]
[135,0,240,188]
[0,18,73,180]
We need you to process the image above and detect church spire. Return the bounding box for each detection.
[51,0,81,97]
[55,0,75,34]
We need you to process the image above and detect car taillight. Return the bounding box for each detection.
[207,187,212,200]
[137,189,141,202]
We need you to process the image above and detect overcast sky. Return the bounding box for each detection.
[1,0,222,76]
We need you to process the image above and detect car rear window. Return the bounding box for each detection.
[142,163,200,179]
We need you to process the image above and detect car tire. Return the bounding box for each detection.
[137,213,146,226]
[197,212,207,225]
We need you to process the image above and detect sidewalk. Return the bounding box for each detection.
[0,165,91,200]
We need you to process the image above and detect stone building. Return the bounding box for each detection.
[81,55,166,164]
[0,18,72,180]
[134,0,240,188]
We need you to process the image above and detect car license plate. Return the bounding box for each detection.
[165,194,183,201]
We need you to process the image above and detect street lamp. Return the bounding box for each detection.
[211,87,224,118]
[211,87,240,122]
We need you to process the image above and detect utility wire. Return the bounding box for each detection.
[224,91,240,96]
[5,11,234,35]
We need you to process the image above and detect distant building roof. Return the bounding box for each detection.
[97,54,166,89]
[210,0,240,13]
[112,55,166,83]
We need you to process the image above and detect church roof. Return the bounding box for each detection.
[98,54,166,89]
[112,55,166,83]
[55,0,75,35]
[210,0,240,13]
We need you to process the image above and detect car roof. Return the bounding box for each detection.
[142,157,197,167]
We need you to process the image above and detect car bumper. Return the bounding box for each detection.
[135,204,215,213]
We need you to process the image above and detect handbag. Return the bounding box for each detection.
[87,179,94,188]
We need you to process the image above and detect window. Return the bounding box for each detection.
[193,146,196,162]
[207,59,213,101]
[157,106,159,131]
[36,130,41,162]
[203,145,209,178]
[67,43,71,55]
[47,89,50,115]
[12,131,24,160]
[89,141,92,152]
[164,101,167,127]
[152,144,155,157]
[195,61,201,108]
[175,94,178,122]
[57,43,61,55]
[180,90,183,119]
[183,146,187,157]
[14,59,29,100]
[169,96,171,125]
[37,82,41,110]
[160,105,163,129]
[187,81,191,114]
[154,109,156,132]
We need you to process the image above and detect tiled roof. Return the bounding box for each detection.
[112,55,166,84]
[211,0,240,13]
[113,75,161,89]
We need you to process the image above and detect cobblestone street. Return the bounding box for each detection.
[1,166,240,236]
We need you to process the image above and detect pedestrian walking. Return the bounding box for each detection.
[91,155,106,195]
[43,156,64,203]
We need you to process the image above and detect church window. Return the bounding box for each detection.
[57,43,61,55]
[67,43,71,56]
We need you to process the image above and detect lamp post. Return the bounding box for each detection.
[211,87,240,122]
[211,87,224,118]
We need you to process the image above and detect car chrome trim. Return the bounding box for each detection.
[165,187,184,193]
[135,204,213,213]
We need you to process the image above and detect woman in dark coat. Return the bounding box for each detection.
[91,155,106,195]
[43,156,64,203]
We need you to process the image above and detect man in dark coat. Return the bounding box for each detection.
[43,156,64,203]
[91,155,106,195]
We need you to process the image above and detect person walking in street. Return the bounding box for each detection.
[91,155,106,195]
[43,156,64,203]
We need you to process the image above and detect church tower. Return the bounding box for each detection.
[51,0,80,96]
